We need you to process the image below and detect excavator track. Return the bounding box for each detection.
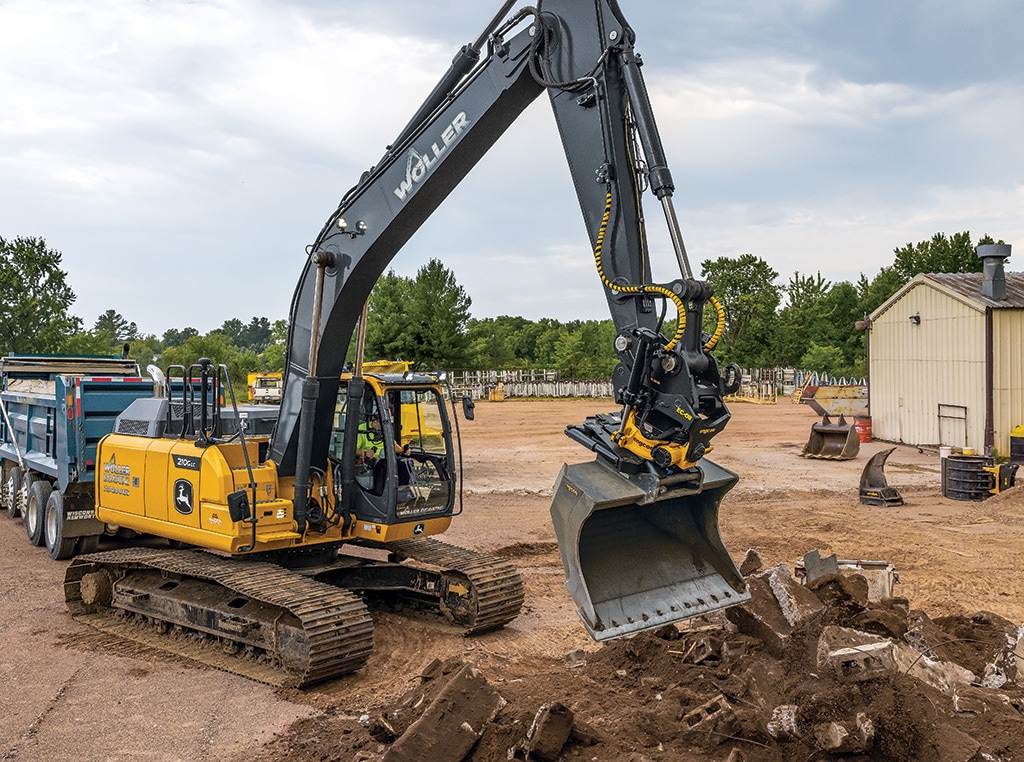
[64,547,373,688]
[383,537,525,634]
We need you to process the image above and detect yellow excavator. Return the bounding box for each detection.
[65,0,750,686]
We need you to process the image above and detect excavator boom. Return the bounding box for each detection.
[264,0,750,641]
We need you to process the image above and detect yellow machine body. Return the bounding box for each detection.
[611,409,704,470]
[94,431,452,554]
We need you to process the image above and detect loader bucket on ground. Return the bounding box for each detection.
[549,458,750,642]
[859,447,904,506]
[801,414,860,460]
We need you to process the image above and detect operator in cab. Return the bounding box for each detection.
[356,410,411,462]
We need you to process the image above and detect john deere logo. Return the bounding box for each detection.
[173,479,194,515]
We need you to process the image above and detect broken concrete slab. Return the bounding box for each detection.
[382,662,506,762]
[801,549,839,582]
[524,702,574,762]
[814,712,874,753]
[739,548,763,576]
[807,571,869,610]
[816,625,887,671]
[890,644,976,695]
[816,625,975,694]
[921,724,981,762]
[370,658,456,742]
[798,550,899,602]
[726,564,824,656]
[851,607,908,639]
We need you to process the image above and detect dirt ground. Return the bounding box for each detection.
[3,398,1024,761]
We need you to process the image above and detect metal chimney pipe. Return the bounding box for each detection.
[977,243,1010,301]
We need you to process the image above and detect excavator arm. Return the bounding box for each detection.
[270,0,750,640]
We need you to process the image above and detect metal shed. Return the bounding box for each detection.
[867,246,1024,456]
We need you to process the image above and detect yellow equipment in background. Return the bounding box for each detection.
[247,372,283,404]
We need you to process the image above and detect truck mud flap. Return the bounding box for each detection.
[801,414,860,460]
[549,458,749,641]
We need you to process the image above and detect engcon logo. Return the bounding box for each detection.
[393,112,470,201]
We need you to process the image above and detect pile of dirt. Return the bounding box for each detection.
[247,554,1024,762]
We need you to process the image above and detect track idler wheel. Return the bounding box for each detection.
[79,569,115,606]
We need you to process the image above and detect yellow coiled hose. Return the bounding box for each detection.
[592,192,725,353]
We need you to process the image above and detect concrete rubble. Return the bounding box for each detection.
[352,552,1024,761]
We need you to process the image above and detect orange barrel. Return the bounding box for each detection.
[853,415,872,443]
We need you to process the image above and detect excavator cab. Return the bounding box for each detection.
[330,373,456,527]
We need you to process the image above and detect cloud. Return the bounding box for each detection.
[1,0,1022,336]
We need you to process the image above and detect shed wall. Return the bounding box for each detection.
[870,283,986,448]
[992,309,1024,454]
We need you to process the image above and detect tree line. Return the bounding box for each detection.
[0,230,1001,391]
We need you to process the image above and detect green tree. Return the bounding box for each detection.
[160,333,257,398]
[365,270,415,361]
[776,272,831,367]
[94,309,139,342]
[238,317,273,354]
[699,254,781,367]
[365,260,472,369]
[62,331,116,356]
[856,266,904,317]
[212,316,274,354]
[261,319,288,373]
[0,236,81,355]
[818,281,864,372]
[800,342,847,379]
[162,326,199,348]
[467,316,529,369]
[128,334,164,376]
[218,318,245,347]
[891,231,981,283]
[407,259,472,369]
[553,320,617,380]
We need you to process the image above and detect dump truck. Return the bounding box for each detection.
[0,354,151,559]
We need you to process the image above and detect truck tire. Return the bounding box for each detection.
[4,465,21,519]
[25,479,50,547]
[45,490,77,560]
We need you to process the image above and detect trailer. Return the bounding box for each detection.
[0,354,154,559]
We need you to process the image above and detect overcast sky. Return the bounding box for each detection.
[2,0,1022,337]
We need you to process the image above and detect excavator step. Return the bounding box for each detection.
[64,547,373,687]
[256,530,303,542]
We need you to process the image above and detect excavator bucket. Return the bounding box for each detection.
[549,458,750,641]
[801,414,860,460]
[859,447,904,506]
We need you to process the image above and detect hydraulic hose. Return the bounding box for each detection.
[705,296,726,351]
[592,191,686,352]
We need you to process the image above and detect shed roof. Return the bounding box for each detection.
[927,272,1024,309]
[870,271,1024,321]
